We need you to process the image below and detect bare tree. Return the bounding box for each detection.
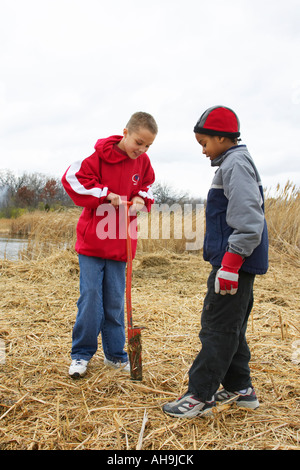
[152,181,189,205]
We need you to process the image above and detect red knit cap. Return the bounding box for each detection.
[194,106,240,138]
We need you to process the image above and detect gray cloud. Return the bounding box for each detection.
[0,0,299,197]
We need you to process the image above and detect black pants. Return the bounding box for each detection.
[188,267,255,402]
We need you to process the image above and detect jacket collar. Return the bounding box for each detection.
[211,144,247,167]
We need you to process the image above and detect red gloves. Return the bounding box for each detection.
[215,252,244,295]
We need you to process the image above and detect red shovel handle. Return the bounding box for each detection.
[124,201,144,380]
[124,201,134,332]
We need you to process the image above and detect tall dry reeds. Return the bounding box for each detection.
[264,181,300,265]
[8,209,80,260]
[5,205,206,259]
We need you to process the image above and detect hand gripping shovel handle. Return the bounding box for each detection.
[124,201,143,381]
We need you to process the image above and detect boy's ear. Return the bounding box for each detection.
[123,128,128,138]
[218,136,226,143]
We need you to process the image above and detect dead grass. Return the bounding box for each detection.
[0,247,299,450]
[0,182,299,450]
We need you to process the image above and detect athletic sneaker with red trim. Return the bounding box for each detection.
[214,387,259,409]
[163,393,216,418]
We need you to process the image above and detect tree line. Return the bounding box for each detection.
[0,170,72,217]
[0,170,204,218]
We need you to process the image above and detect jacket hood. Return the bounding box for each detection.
[94,135,129,163]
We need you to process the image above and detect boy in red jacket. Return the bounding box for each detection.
[62,112,157,378]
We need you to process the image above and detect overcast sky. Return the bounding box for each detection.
[1,0,299,198]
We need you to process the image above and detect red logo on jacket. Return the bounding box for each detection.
[132,174,140,185]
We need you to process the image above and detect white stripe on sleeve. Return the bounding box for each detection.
[66,160,108,199]
[138,186,154,200]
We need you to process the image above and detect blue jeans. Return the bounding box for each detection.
[71,254,128,363]
[188,267,255,401]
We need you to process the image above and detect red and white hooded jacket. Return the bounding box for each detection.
[62,135,155,261]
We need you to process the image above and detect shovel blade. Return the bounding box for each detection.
[128,327,143,381]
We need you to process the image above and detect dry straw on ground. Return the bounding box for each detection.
[0,183,299,450]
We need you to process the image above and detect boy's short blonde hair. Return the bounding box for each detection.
[126,112,158,135]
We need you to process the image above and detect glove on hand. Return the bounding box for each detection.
[215,252,244,295]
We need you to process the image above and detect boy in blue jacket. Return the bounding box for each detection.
[163,106,268,417]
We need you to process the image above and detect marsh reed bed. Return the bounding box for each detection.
[0,182,299,450]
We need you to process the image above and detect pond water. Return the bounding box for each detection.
[0,236,28,261]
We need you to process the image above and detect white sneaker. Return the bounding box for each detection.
[69,359,89,378]
[104,358,130,372]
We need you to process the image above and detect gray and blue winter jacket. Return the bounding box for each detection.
[203,145,269,275]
